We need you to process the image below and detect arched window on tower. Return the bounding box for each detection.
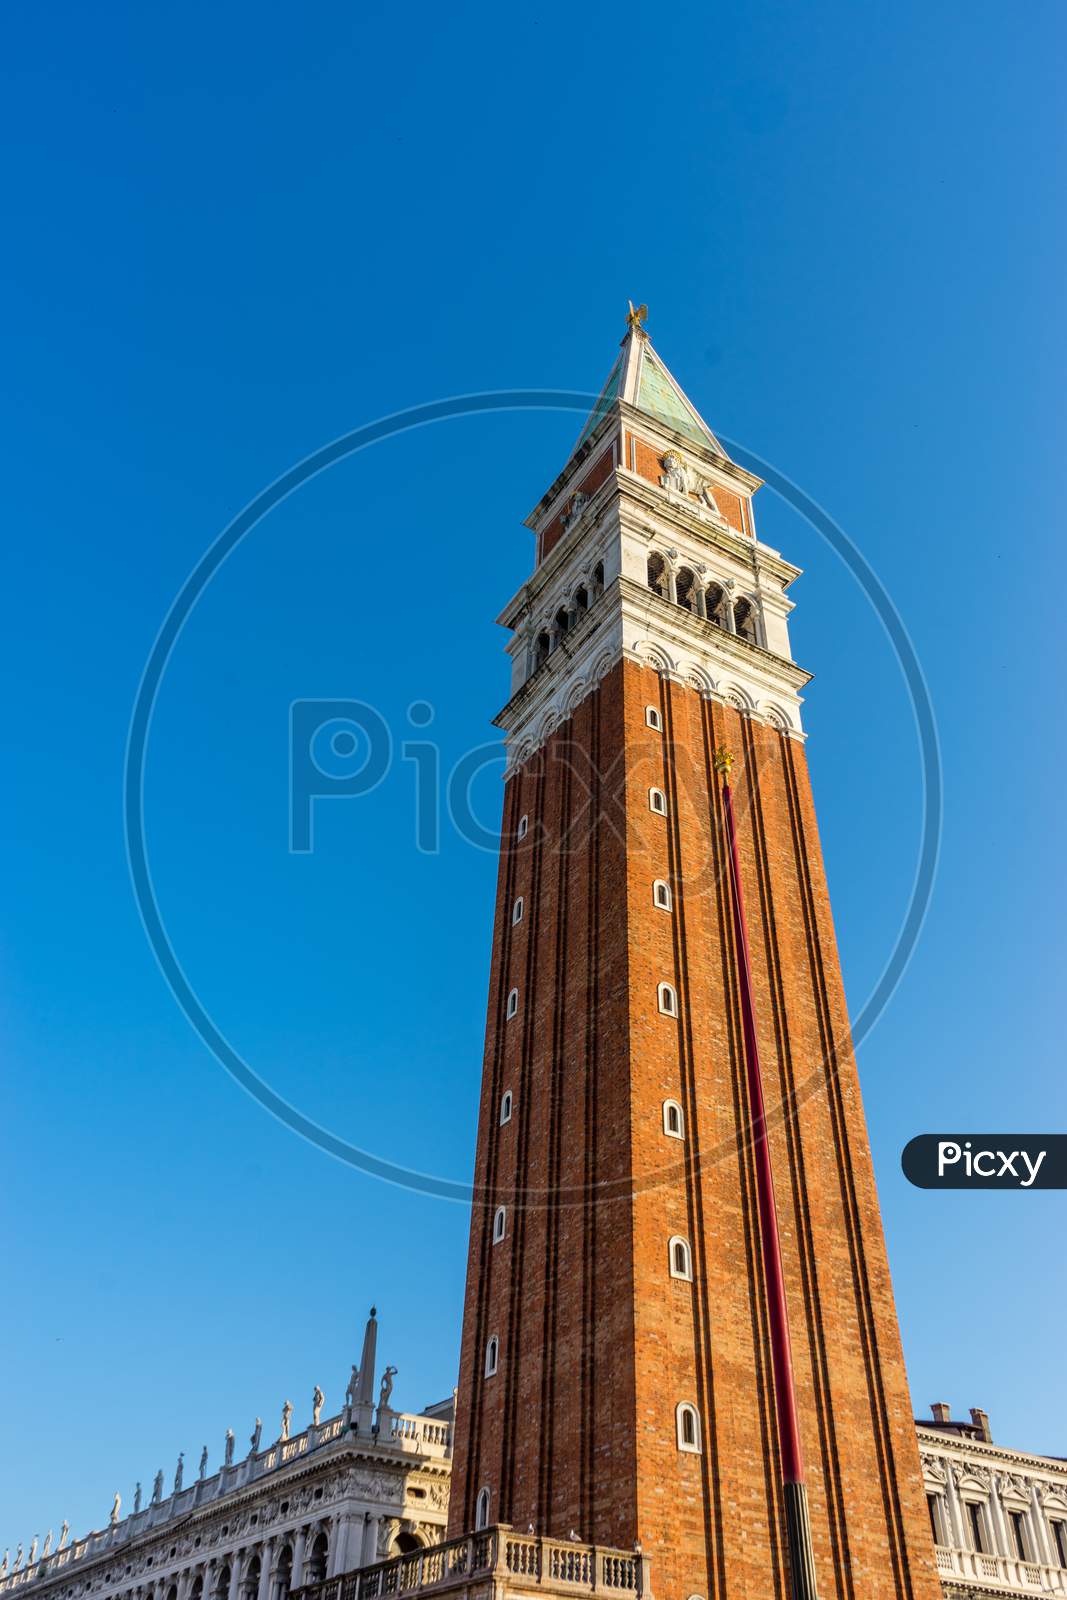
[647,552,668,599]
[649,787,667,816]
[675,567,697,613]
[307,1534,329,1585]
[705,583,726,629]
[662,1099,684,1138]
[533,631,551,671]
[733,597,759,645]
[493,1205,507,1243]
[669,1236,693,1281]
[593,560,605,596]
[653,879,672,911]
[657,982,678,1017]
[475,1487,491,1530]
[500,1089,513,1125]
[676,1402,702,1453]
[574,585,589,617]
[553,606,571,643]
[485,1335,499,1377]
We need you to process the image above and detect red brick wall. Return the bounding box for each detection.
[449,659,940,1600]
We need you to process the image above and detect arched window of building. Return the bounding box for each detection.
[485,1336,499,1377]
[492,1206,507,1243]
[506,987,519,1020]
[554,606,571,643]
[517,813,529,840]
[676,1403,701,1453]
[658,982,678,1017]
[675,567,697,613]
[733,597,759,645]
[662,1099,684,1138]
[592,561,605,595]
[533,632,551,673]
[653,879,672,911]
[574,585,589,616]
[512,896,524,925]
[647,552,668,599]
[307,1535,329,1585]
[213,1567,231,1600]
[705,583,726,629]
[649,787,667,816]
[190,1578,203,1600]
[669,1236,693,1281]
[500,1090,513,1125]
[645,704,663,731]
[475,1487,491,1531]
[240,1561,259,1600]
[394,1533,422,1555]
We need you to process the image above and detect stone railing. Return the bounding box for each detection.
[934,1542,1067,1591]
[293,1527,648,1600]
[0,1411,450,1596]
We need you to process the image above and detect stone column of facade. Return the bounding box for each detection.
[987,1479,1012,1558]
[360,1518,380,1568]
[256,1542,273,1600]
[943,1465,969,1551]
[227,1551,243,1600]
[1032,1485,1057,1567]
[290,1532,306,1591]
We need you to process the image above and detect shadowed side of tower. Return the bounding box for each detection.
[448,311,940,1600]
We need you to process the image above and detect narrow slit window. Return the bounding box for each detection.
[506,987,519,1020]
[512,896,524,925]
[649,787,667,816]
[645,705,663,731]
[484,1336,499,1377]
[658,982,678,1017]
[517,814,529,840]
[500,1090,513,1125]
[475,1487,490,1530]
[653,879,672,911]
[492,1206,507,1243]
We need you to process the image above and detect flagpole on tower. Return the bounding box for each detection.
[714,745,820,1600]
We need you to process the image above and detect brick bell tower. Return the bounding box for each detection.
[447,306,940,1600]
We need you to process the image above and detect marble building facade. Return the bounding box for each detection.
[0,1314,452,1600]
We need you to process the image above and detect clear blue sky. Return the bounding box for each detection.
[3,0,1065,1548]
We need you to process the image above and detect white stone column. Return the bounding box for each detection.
[227,1553,242,1600]
[987,1480,1012,1558]
[943,1465,969,1550]
[1029,1486,1056,1567]
[256,1543,273,1600]
[291,1531,307,1590]
[361,1517,380,1568]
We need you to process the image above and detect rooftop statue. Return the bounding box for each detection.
[224,1429,235,1466]
[109,1496,120,1528]
[249,1418,262,1455]
[173,1454,183,1493]
[311,1386,324,1426]
[198,1447,208,1480]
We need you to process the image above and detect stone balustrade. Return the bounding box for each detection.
[292,1526,649,1600]
[935,1542,1067,1593]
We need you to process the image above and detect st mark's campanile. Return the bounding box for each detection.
[447,307,940,1600]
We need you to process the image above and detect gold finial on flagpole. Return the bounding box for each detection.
[626,299,648,336]
[713,745,734,783]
